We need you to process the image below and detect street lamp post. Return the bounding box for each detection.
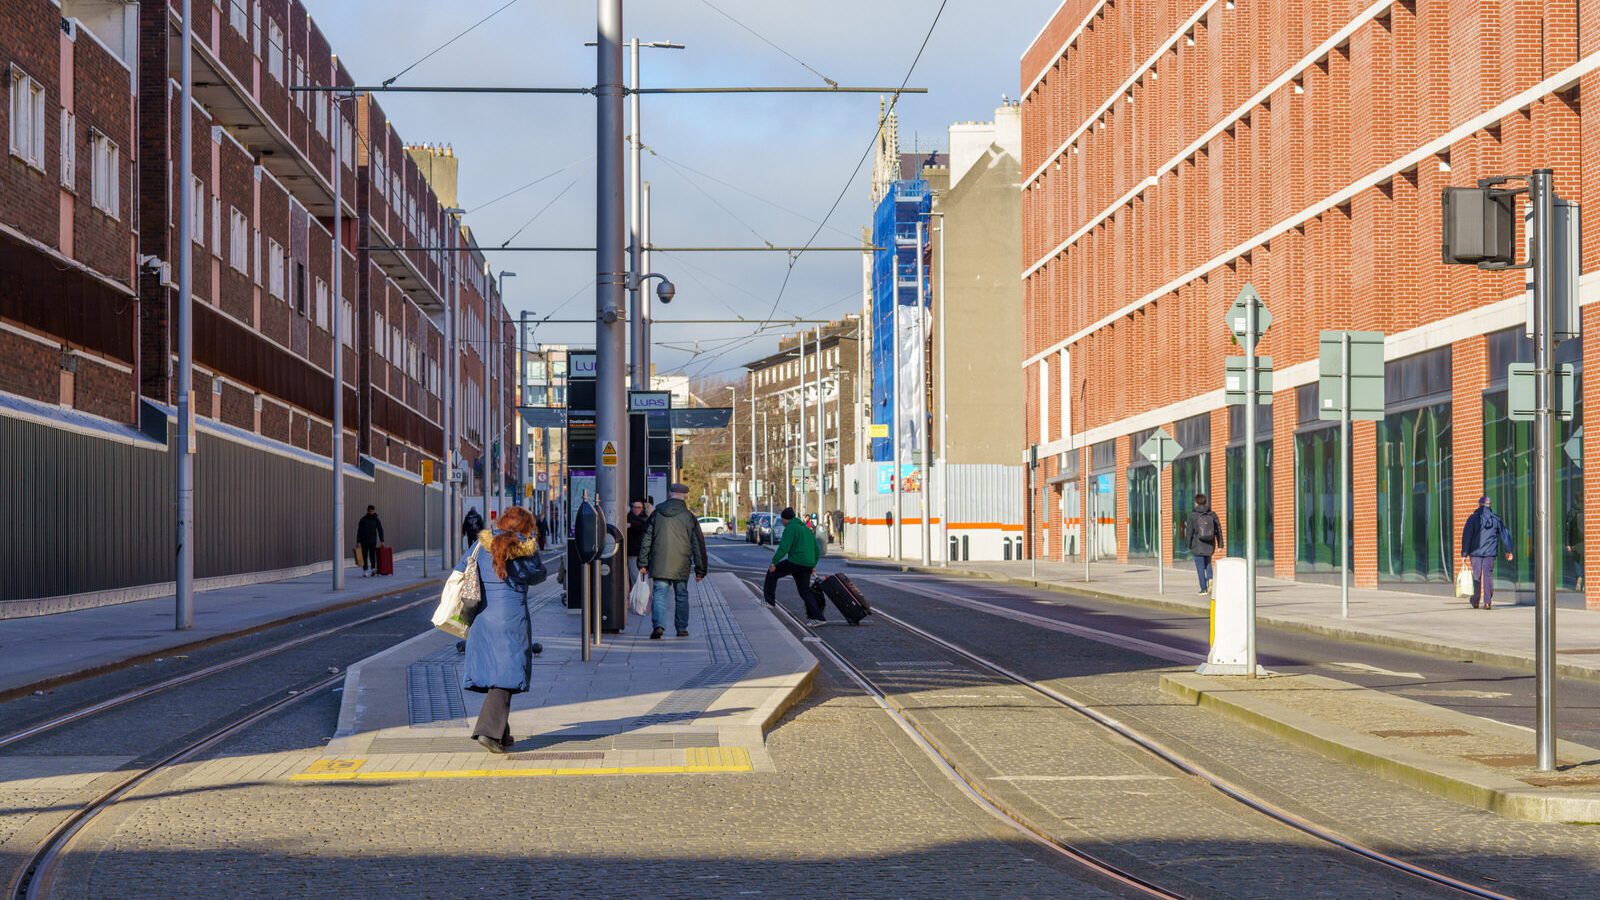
[727,385,738,529]
[497,272,517,514]
[627,40,684,391]
[330,91,353,591]
[930,211,947,567]
[444,207,466,560]
[175,0,196,629]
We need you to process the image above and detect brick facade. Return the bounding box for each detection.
[1023,1,1600,604]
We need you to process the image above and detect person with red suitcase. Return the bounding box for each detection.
[356,505,385,577]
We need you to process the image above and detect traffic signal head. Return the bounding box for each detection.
[1441,186,1516,266]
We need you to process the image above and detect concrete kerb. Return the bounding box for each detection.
[710,573,818,737]
[845,558,1600,684]
[0,575,440,704]
[1159,671,1600,824]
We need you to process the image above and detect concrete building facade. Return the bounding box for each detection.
[1020,0,1600,605]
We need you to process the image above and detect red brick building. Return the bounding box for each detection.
[0,2,514,605]
[1021,1,1600,605]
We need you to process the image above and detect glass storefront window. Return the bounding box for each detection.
[1224,443,1272,561]
[1127,430,1157,559]
[1376,402,1453,583]
[1294,426,1352,574]
[1482,389,1583,590]
[1090,439,1117,561]
[1170,454,1210,562]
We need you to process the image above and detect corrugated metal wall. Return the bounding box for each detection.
[844,462,1022,523]
[0,416,440,603]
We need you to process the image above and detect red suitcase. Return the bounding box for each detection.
[815,573,871,625]
[376,545,394,576]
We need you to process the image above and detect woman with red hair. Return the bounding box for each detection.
[456,505,546,753]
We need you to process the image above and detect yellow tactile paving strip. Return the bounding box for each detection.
[288,747,753,781]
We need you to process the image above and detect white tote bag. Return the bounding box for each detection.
[432,546,484,639]
[1455,564,1475,599]
[629,575,653,617]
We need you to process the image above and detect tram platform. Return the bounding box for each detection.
[298,573,816,781]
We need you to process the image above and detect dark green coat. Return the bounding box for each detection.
[637,499,708,581]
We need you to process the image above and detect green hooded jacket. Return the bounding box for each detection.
[772,517,819,568]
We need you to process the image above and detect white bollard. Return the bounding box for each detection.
[1196,557,1263,675]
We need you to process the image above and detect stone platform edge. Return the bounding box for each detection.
[329,574,818,755]
[1160,670,1600,824]
[846,557,1600,683]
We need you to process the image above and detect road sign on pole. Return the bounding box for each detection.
[1319,330,1387,620]
[1139,427,1182,595]
[1224,357,1274,405]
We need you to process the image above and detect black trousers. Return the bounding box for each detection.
[359,541,377,572]
[473,687,514,745]
[765,561,823,619]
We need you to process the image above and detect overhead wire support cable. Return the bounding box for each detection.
[501,179,580,247]
[697,0,839,88]
[290,85,924,95]
[381,0,524,87]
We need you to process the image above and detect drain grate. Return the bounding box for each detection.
[507,751,607,762]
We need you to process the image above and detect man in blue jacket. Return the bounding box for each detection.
[1461,496,1514,609]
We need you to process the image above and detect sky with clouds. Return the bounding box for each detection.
[304,0,1058,380]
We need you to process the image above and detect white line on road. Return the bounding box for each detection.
[858,576,1202,665]
[1323,662,1424,680]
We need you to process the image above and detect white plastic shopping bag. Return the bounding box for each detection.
[1455,564,1475,599]
[629,575,653,617]
[432,546,484,638]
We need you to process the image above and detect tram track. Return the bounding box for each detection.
[736,569,1517,900]
[1,586,441,899]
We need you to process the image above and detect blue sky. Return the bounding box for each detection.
[304,1,1059,381]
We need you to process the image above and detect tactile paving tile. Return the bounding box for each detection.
[406,588,560,727]
[630,578,757,728]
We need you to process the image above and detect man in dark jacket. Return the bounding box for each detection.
[462,508,485,551]
[637,483,709,639]
[1181,493,1223,594]
[356,505,384,577]
[1461,496,1514,609]
[625,499,650,581]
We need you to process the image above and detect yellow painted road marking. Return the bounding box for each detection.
[290,748,752,781]
[302,758,366,774]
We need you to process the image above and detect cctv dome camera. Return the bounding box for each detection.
[656,280,676,304]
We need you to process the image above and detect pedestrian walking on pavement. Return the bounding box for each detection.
[1181,494,1224,594]
[764,507,825,624]
[355,505,384,577]
[626,499,651,583]
[458,506,547,754]
[1461,496,1514,609]
[461,507,485,551]
[637,483,708,640]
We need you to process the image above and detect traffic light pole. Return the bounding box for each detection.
[1531,168,1558,772]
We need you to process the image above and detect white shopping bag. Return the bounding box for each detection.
[1455,564,1475,599]
[432,546,483,638]
[630,575,653,617]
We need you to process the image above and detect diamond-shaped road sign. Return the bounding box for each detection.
[1140,427,1183,469]
[1227,283,1273,344]
[1566,426,1584,467]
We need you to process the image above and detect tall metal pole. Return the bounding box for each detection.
[935,215,948,566]
[628,38,645,392]
[749,390,757,518]
[761,411,770,523]
[444,215,459,563]
[1156,444,1165,594]
[1341,331,1351,618]
[729,385,738,528]
[596,0,629,536]
[1244,289,1260,677]
[175,0,196,630]
[799,331,807,514]
[784,402,793,510]
[815,327,824,527]
[1531,168,1558,772]
[916,222,930,567]
[892,299,903,562]
[481,299,493,518]
[520,312,531,510]
[642,181,652,384]
[330,92,346,591]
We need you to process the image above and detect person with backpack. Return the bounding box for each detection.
[764,507,825,625]
[1181,493,1224,594]
[1461,495,1514,609]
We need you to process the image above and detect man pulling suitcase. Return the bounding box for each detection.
[763,508,826,625]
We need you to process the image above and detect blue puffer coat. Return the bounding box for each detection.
[458,530,547,694]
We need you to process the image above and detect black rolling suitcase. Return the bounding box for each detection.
[815,573,871,625]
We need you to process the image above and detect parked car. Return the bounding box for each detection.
[745,512,785,545]
[698,516,730,536]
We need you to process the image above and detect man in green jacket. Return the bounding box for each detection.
[764,507,826,625]
[638,483,709,639]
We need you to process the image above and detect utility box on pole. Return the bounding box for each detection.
[1441,186,1517,266]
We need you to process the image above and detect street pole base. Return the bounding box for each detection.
[1194,662,1273,677]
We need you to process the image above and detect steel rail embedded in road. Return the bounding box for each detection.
[740,575,1181,899]
[0,589,435,753]
[865,601,1519,900]
[11,672,344,900]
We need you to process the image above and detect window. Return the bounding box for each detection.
[293,57,305,111]
[229,0,248,34]
[295,262,307,315]
[58,108,74,189]
[392,326,402,364]
[267,238,284,297]
[251,2,261,55]
[375,312,386,358]
[190,177,205,241]
[228,208,249,272]
[266,21,284,83]
[315,92,327,137]
[314,278,328,328]
[340,118,353,167]
[342,300,354,347]
[211,195,221,255]
[89,131,119,217]
[10,67,45,170]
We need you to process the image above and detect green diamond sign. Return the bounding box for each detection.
[1226,283,1272,347]
[1139,427,1183,469]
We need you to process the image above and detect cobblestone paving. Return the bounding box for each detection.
[46,656,1121,898]
[855,575,1600,899]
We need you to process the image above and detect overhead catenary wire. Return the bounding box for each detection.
[696,0,839,88]
[754,0,950,336]
[381,0,525,87]
[467,154,591,214]
[641,143,858,242]
[501,179,580,247]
